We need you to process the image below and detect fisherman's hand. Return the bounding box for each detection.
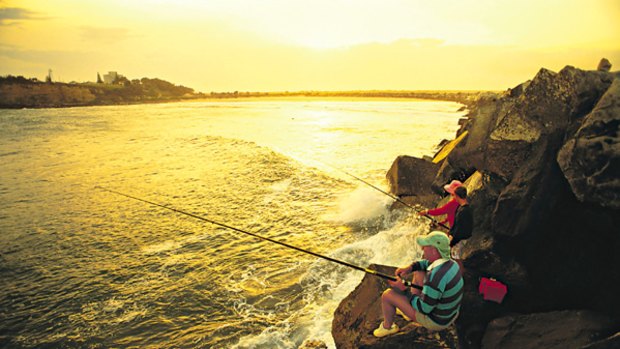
[395,266,410,277]
[417,210,428,216]
[388,276,408,291]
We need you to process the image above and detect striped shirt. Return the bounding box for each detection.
[410,258,464,326]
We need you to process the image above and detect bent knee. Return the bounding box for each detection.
[381,288,398,300]
[381,288,393,298]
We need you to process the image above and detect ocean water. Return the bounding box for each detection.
[0,98,464,348]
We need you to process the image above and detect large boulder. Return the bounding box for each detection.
[332,264,458,349]
[431,158,474,195]
[480,66,614,182]
[441,93,502,178]
[491,132,566,238]
[465,172,507,233]
[386,156,439,198]
[481,310,617,349]
[557,78,620,209]
[582,332,620,349]
[597,58,612,72]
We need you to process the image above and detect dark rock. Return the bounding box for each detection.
[508,80,530,98]
[482,66,613,181]
[481,77,550,181]
[436,139,451,149]
[455,266,508,349]
[481,310,617,349]
[461,235,528,290]
[433,131,470,164]
[491,132,565,238]
[512,67,568,132]
[581,332,620,349]
[451,95,503,164]
[597,58,612,72]
[557,78,620,209]
[465,172,507,233]
[431,159,473,195]
[484,138,534,181]
[331,264,458,349]
[514,192,620,316]
[386,156,439,197]
[556,66,615,121]
[448,94,505,176]
[433,94,508,200]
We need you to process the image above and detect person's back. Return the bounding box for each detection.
[449,186,473,262]
[411,258,463,326]
[450,204,473,247]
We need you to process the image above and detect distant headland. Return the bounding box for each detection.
[0,71,487,109]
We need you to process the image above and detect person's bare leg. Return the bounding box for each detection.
[381,289,418,327]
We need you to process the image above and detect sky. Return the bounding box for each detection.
[1,0,619,92]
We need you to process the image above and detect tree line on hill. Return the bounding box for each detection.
[0,75,197,108]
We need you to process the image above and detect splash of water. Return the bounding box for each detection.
[232,188,431,349]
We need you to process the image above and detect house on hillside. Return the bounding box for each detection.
[103,71,126,84]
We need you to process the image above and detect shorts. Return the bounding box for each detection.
[415,312,457,331]
[451,239,468,260]
[409,295,459,331]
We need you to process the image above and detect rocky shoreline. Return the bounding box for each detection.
[330,62,620,348]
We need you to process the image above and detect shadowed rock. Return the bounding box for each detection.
[557,78,620,209]
[386,156,439,207]
[598,58,612,72]
[481,310,616,349]
[582,332,620,349]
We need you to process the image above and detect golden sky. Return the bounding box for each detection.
[1,0,619,92]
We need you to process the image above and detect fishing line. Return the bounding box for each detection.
[319,162,451,230]
[97,186,422,290]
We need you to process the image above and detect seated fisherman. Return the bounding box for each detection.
[373,231,464,337]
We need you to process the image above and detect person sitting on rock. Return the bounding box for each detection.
[418,180,462,228]
[450,186,473,261]
[373,231,463,337]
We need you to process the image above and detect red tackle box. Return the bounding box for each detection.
[478,277,507,304]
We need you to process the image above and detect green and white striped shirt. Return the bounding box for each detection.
[410,258,464,326]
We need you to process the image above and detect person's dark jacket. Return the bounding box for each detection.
[449,204,473,247]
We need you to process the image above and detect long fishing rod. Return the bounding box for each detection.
[322,163,451,230]
[97,186,422,290]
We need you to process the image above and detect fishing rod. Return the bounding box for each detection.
[321,163,451,230]
[97,186,422,290]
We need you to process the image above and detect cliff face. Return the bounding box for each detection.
[0,83,97,107]
[0,79,196,108]
[332,65,620,348]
